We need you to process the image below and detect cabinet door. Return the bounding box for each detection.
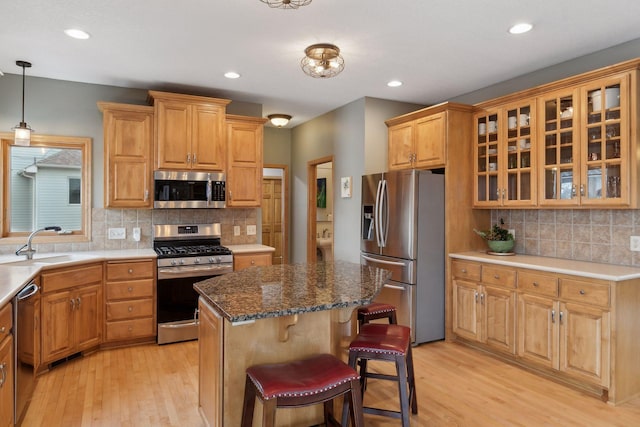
[474,110,501,206]
[156,100,191,169]
[41,290,74,364]
[103,105,154,208]
[75,285,103,352]
[0,335,13,427]
[414,113,445,168]
[198,299,223,427]
[503,101,536,206]
[580,74,630,206]
[192,104,226,171]
[233,253,272,271]
[517,294,559,370]
[227,118,264,207]
[483,286,516,354]
[538,89,580,206]
[388,121,414,170]
[452,279,481,342]
[559,302,610,387]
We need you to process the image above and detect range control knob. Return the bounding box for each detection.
[194,258,201,264]
[209,257,216,264]
[171,259,178,266]
[179,259,185,265]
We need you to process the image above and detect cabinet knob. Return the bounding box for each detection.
[494,274,500,279]
[127,287,134,292]
[0,326,5,334]
[532,282,539,287]
[128,269,134,274]
[128,326,133,332]
[128,306,133,312]
[461,268,467,274]
[251,260,255,265]
[579,289,585,295]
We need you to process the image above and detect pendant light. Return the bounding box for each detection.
[13,60,33,146]
[260,0,312,9]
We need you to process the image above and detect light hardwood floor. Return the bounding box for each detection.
[23,340,640,426]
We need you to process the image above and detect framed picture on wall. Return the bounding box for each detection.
[341,176,352,198]
[317,178,327,208]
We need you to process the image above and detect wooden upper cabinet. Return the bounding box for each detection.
[98,102,154,208]
[226,115,267,207]
[149,91,230,171]
[387,109,448,170]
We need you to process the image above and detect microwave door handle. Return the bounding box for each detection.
[375,180,383,248]
[206,178,212,206]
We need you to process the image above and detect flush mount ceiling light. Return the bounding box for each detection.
[267,114,292,127]
[64,28,90,39]
[301,43,345,78]
[260,0,312,9]
[509,22,533,34]
[13,60,33,146]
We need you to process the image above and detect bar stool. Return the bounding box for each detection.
[342,323,417,427]
[241,353,364,427]
[357,303,397,327]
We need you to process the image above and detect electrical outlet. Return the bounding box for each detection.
[108,227,126,240]
[630,236,640,251]
[508,229,516,240]
[132,227,141,242]
[234,225,241,236]
[247,225,257,236]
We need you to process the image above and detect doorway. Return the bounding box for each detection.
[307,156,334,263]
[262,165,288,265]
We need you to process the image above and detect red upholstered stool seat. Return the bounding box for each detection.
[342,323,418,427]
[357,303,397,327]
[241,353,364,427]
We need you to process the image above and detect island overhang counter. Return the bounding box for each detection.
[194,261,391,426]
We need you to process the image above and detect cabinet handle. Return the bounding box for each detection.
[187,153,191,164]
[128,287,134,292]
[480,293,485,305]
[228,191,233,201]
[580,184,585,197]
[571,184,577,198]
[128,269,134,274]
[144,189,149,201]
[532,281,539,287]
[70,299,75,310]
[0,362,5,387]
[551,309,556,323]
[502,189,506,201]
[76,297,81,308]
[559,311,564,324]
[193,153,197,164]
[496,189,501,199]
[579,289,585,295]
[474,291,479,303]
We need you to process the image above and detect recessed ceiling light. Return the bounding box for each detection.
[387,80,403,88]
[64,28,90,40]
[508,23,533,34]
[224,71,241,79]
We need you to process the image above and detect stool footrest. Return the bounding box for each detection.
[365,372,399,382]
[364,406,403,419]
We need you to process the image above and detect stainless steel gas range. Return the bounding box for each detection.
[153,223,232,344]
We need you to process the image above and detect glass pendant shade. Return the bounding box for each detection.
[13,123,32,146]
[260,0,312,9]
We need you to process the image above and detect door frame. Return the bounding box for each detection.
[307,156,334,262]
[263,164,289,264]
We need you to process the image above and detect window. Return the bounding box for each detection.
[1,133,91,242]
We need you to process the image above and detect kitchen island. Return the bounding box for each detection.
[194,260,391,427]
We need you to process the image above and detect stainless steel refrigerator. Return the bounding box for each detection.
[360,169,444,344]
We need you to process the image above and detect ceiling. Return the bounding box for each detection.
[2,0,640,128]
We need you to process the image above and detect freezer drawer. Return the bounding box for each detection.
[360,253,416,285]
[371,281,415,343]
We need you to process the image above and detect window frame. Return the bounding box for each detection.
[1,132,92,243]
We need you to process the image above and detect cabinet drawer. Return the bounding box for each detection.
[234,253,272,271]
[560,279,609,307]
[451,260,481,281]
[106,318,155,341]
[106,299,154,321]
[0,302,12,341]
[518,271,558,297]
[42,263,103,293]
[106,260,154,281]
[481,265,516,289]
[106,279,154,300]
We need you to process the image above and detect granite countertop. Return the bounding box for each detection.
[194,260,392,323]
[450,251,640,281]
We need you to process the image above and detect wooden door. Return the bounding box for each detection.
[517,294,558,370]
[226,117,265,207]
[414,112,445,168]
[388,121,414,170]
[261,177,283,265]
[0,334,13,427]
[483,286,516,354]
[156,100,191,169]
[102,104,154,207]
[192,103,225,171]
[198,299,223,427]
[559,302,610,387]
[41,290,74,364]
[75,285,103,352]
[452,280,481,342]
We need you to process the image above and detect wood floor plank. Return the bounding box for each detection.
[22,340,640,426]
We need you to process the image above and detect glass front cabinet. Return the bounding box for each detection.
[474,101,536,207]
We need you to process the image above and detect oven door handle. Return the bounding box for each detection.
[158,265,232,280]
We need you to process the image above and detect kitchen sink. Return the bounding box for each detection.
[3,254,95,266]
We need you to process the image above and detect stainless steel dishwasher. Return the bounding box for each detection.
[13,280,39,425]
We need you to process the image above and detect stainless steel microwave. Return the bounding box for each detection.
[154,170,225,208]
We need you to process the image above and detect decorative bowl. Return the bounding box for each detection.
[487,239,514,253]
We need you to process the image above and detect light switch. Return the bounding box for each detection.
[247,225,256,236]
[234,226,241,236]
[108,227,126,240]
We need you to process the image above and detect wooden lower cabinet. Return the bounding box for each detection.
[233,252,272,271]
[41,263,103,365]
[198,298,223,427]
[0,303,13,427]
[104,259,156,344]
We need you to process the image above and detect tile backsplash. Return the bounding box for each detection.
[491,209,640,267]
[0,208,258,255]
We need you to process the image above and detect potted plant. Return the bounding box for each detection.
[474,219,515,254]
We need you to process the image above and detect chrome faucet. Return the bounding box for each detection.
[15,226,62,260]
[322,228,328,238]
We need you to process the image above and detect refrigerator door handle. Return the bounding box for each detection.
[361,254,407,267]
[380,179,389,248]
[383,283,407,291]
[375,180,383,247]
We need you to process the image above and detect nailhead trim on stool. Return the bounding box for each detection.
[241,353,365,427]
[342,323,418,427]
[357,303,397,327]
